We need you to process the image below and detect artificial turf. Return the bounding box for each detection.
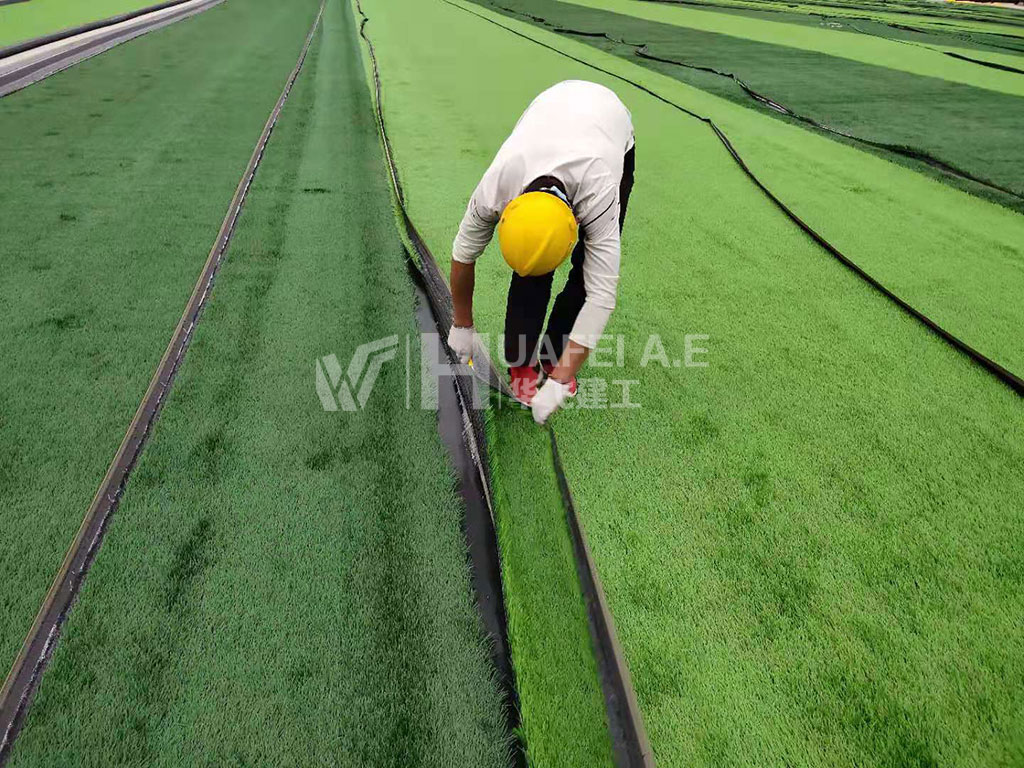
[356,0,1024,764]
[353,1,617,764]
[562,0,1024,93]
[617,0,1024,54]
[471,0,1024,378]
[485,0,1024,206]
[0,0,321,681]
[0,0,164,47]
[8,0,512,764]
[667,0,1024,36]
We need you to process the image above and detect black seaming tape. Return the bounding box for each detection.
[941,50,1024,75]
[0,3,327,763]
[353,3,528,765]
[452,0,1024,398]
[355,1,658,765]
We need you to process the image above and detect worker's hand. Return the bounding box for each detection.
[447,324,477,364]
[531,377,572,425]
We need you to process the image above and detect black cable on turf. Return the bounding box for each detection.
[442,0,1024,398]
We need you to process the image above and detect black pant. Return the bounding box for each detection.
[504,146,635,368]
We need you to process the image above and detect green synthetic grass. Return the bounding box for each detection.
[561,0,1024,94]
[354,0,615,764]
[610,0,1024,54]
[0,0,321,679]
[475,0,1024,210]
[663,0,1024,36]
[485,0,1024,200]
[356,0,1024,764]
[474,0,1024,378]
[486,406,614,767]
[0,0,161,47]
[9,1,512,765]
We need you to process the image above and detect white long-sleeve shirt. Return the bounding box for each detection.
[452,80,634,348]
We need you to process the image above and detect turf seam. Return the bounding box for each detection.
[0,2,326,761]
[352,2,526,764]
[355,1,658,764]
[547,429,657,768]
[837,16,1024,73]
[941,49,1024,73]
[447,0,1024,398]
[0,0,209,59]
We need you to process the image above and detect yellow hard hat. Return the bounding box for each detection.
[497,191,578,277]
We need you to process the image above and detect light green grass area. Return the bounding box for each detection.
[9,1,512,765]
[561,0,1024,94]
[0,0,161,47]
[358,0,1024,764]
[0,0,321,677]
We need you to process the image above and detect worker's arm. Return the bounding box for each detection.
[450,259,475,328]
[448,178,499,362]
[452,168,502,273]
[548,340,590,383]
[562,189,621,372]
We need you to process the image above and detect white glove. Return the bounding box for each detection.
[531,377,572,425]
[447,324,476,364]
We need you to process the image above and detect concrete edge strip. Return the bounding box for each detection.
[0,0,225,98]
[449,0,1024,399]
[354,1,656,766]
[351,3,527,764]
[0,2,326,762]
[0,0,202,59]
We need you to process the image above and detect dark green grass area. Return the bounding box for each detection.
[664,0,1024,29]
[359,0,1024,764]
[469,0,1024,207]
[647,0,1024,53]
[9,1,511,765]
[0,0,322,676]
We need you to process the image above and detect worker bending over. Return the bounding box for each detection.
[447,80,635,425]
